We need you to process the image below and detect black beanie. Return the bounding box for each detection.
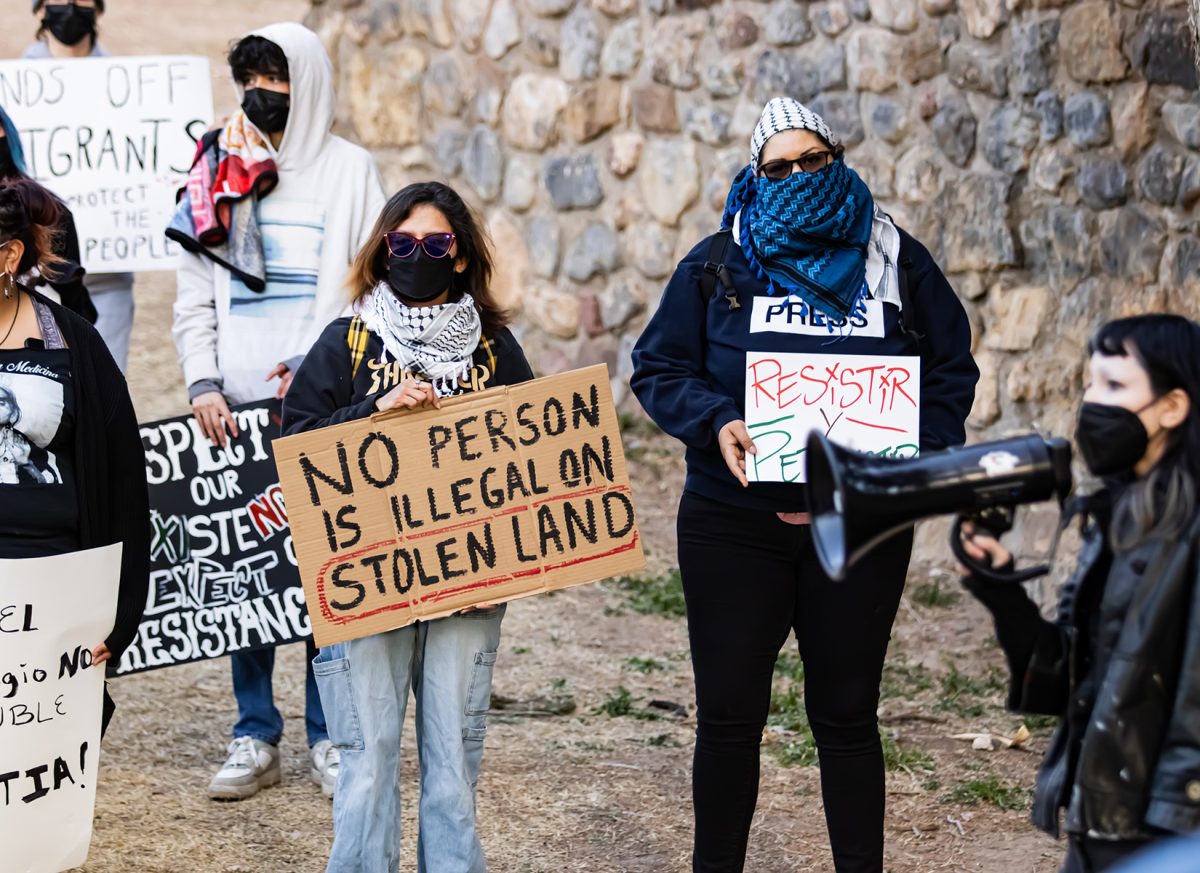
[34,1,106,12]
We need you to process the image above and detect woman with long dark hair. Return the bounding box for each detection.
[0,177,148,731]
[283,181,532,873]
[0,106,94,321]
[961,314,1200,873]
[631,97,978,873]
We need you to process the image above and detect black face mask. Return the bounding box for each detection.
[385,251,457,304]
[1075,401,1155,477]
[43,3,97,48]
[242,88,290,135]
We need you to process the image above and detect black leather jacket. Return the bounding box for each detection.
[964,490,1200,839]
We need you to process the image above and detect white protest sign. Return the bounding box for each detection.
[0,543,121,873]
[744,352,921,483]
[0,56,213,273]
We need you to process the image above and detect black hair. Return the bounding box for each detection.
[0,178,63,278]
[348,182,509,337]
[227,35,290,85]
[1089,314,1200,547]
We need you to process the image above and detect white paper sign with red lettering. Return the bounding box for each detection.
[743,352,921,483]
[0,544,120,873]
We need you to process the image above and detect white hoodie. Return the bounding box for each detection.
[172,22,386,405]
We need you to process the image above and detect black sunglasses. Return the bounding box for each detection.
[757,150,839,181]
[383,231,456,260]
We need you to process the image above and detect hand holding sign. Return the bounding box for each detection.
[743,352,921,483]
[718,419,757,488]
[376,377,442,412]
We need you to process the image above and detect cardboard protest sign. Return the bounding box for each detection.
[0,56,213,273]
[0,543,120,873]
[116,400,308,676]
[274,365,645,647]
[744,352,921,483]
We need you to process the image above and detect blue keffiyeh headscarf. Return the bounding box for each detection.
[722,157,875,322]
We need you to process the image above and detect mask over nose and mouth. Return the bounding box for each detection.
[385,251,457,305]
[42,3,97,47]
[241,88,291,135]
[1074,401,1156,477]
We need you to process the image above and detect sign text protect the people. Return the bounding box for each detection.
[273,365,646,646]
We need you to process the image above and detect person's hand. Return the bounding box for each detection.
[375,377,441,412]
[266,363,295,400]
[718,419,756,487]
[91,643,111,666]
[191,391,239,448]
[459,602,498,615]
[957,521,1012,576]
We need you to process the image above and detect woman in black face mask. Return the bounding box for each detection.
[281,181,533,873]
[959,314,1200,873]
[25,0,104,59]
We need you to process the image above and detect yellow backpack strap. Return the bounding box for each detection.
[347,316,368,380]
[479,334,497,374]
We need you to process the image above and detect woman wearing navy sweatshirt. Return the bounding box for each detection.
[631,98,979,873]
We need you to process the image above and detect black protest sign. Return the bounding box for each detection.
[115,400,309,676]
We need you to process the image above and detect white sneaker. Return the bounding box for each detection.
[208,737,281,801]
[310,739,339,799]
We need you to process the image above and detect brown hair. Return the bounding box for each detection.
[0,178,64,280]
[347,182,509,337]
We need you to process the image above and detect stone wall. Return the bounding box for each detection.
[305,0,1200,567]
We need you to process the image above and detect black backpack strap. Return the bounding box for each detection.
[699,229,741,311]
[895,253,925,349]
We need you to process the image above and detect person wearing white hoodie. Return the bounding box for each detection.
[171,22,385,801]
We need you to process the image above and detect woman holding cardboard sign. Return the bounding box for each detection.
[631,98,978,873]
[283,181,532,873]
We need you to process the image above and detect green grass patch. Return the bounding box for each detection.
[618,413,662,439]
[880,658,935,701]
[912,579,961,608]
[881,732,935,774]
[945,777,1031,811]
[608,569,687,618]
[1023,714,1059,731]
[936,663,1005,717]
[595,686,663,721]
[624,656,667,674]
[774,651,805,683]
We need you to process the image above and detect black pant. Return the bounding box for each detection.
[677,491,912,873]
[1061,835,1150,873]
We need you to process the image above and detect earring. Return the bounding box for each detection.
[1,271,14,300]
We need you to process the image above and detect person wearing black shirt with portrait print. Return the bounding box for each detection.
[0,177,148,733]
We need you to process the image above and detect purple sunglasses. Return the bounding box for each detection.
[384,231,456,259]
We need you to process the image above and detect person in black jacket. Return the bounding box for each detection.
[283,181,533,873]
[959,314,1200,873]
[631,97,978,873]
[0,178,148,733]
[0,107,95,323]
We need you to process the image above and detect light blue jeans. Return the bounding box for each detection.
[314,606,505,873]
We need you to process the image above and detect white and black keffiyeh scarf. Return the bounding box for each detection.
[359,284,483,394]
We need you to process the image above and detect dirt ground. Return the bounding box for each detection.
[5,4,1067,872]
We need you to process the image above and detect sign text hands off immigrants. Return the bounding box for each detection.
[743,352,922,484]
[0,56,213,273]
[274,365,646,646]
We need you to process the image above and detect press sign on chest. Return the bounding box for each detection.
[749,295,886,339]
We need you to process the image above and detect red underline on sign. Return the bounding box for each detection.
[316,533,641,624]
[312,485,637,625]
[845,418,908,433]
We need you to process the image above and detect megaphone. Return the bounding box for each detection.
[804,431,1073,582]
